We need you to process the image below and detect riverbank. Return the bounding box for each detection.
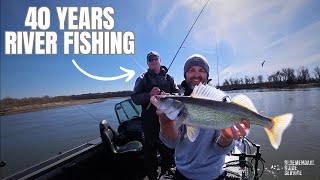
[2,83,319,116]
[0,98,109,116]
[219,82,320,91]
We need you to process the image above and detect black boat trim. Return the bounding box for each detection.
[4,138,103,180]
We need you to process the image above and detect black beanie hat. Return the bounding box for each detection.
[147,51,160,61]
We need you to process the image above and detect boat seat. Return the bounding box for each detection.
[100,120,143,154]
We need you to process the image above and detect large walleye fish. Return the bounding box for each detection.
[150,83,293,149]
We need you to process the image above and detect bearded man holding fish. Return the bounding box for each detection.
[151,54,292,180]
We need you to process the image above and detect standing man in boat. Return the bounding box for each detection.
[157,54,250,180]
[131,51,179,180]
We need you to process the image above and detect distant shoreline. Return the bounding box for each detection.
[0,98,110,116]
[0,91,132,116]
[1,83,320,116]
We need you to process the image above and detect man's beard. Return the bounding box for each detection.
[186,78,206,89]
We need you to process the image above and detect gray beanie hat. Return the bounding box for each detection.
[184,54,210,78]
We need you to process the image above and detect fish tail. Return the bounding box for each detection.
[264,113,293,149]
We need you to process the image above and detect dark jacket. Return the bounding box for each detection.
[180,79,212,96]
[131,66,179,139]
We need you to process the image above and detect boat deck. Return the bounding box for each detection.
[4,138,146,180]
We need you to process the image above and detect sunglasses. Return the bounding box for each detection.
[147,55,159,62]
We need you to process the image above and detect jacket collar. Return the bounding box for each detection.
[147,66,168,75]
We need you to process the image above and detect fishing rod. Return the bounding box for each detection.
[167,0,211,71]
[75,104,100,122]
[147,0,211,110]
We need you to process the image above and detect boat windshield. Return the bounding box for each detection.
[114,99,141,124]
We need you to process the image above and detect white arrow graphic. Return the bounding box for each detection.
[72,59,135,82]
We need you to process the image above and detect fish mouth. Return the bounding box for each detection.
[150,96,159,108]
[150,95,168,109]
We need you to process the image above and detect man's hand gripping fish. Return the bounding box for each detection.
[150,83,293,149]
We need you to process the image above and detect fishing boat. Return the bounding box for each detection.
[3,98,264,180]
[3,98,145,180]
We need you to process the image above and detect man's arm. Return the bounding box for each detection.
[157,110,180,149]
[168,75,180,94]
[131,76,151,105]
[158,110,178,140]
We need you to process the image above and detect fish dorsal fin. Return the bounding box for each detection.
[191,83,226,101]
[186,125,200,142]
[231,94,258,113]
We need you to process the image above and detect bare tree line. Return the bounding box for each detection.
[1,66,319,112]
[222,66,320,86]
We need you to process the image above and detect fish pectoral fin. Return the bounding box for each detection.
[265,113,293,149]
[186,126,200,142]
[231,94,258,113]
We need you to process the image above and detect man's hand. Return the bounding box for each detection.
[157,110,178,140]
[157,110,175,128]
[218,120,250,147]
[150,87,161,96]
[160,91,171,95]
